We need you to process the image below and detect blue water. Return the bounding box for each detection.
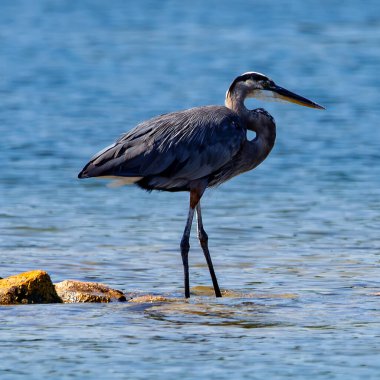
[1,0,380,378]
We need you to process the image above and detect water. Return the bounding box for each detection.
[1,0,380,378]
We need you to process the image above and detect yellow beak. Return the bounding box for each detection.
[271,85,325,110]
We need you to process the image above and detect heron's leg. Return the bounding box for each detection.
[180,206,195,299]
[196,202,222,298]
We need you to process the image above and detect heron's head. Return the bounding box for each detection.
[226,72,324,110]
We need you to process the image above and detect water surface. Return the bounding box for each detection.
[1,1,380,379]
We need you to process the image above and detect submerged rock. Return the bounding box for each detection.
[128,295,172,303]
[190,285,298,299]
[190,285,238,297]
[54,280,127,303]
[0,270,62,305]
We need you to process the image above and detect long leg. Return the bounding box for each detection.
[196,202,222,297]
[180,206,194,299]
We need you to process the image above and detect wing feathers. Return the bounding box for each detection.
[78,106,246,189]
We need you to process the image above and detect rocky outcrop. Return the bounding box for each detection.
[54,280,127,303]
[0,270,62,305]
[0,271,181,305]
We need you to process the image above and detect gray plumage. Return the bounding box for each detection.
[78,71,323,298]
[78,105,275,191]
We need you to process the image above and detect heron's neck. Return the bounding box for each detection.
[247,110,276,167]
[225,89,250,119]
[226,90,276,149]
[231,109,276,177]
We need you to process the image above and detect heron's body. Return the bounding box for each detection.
[78,72,323,298]
[79,105,276,192]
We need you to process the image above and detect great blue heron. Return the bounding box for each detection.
[78,72,324,298]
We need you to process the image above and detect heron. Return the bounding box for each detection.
[78,72,324,298]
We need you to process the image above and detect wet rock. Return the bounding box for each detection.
[128,295,173,303]
[0,270,62,305]
[190,285,298,299]
[54,280,127,303]
[190,285,236,297]
[190,285,242,297]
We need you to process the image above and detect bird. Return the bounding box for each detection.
[78,71,324,298]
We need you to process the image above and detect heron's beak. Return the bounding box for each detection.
[270,85,325,110]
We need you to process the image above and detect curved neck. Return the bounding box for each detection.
[250,110,276,142]
[225,86,276,166]
[247,110,276,167]
[238,109,277,174]
[226,87,276,144]
[225,87,250,120]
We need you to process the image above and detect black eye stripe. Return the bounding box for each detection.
[228,72,269,93]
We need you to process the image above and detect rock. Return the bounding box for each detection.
[190,285,298,299]
[0,270,62,305]
[191,285,222,296]
[190,285,234,297]
[54,280,127,303]
[128,295,171,303]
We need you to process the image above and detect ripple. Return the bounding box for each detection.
[1,0,380,379]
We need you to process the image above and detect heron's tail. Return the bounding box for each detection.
[78,163,93,178]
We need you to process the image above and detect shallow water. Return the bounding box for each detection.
[1,0,380,379]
